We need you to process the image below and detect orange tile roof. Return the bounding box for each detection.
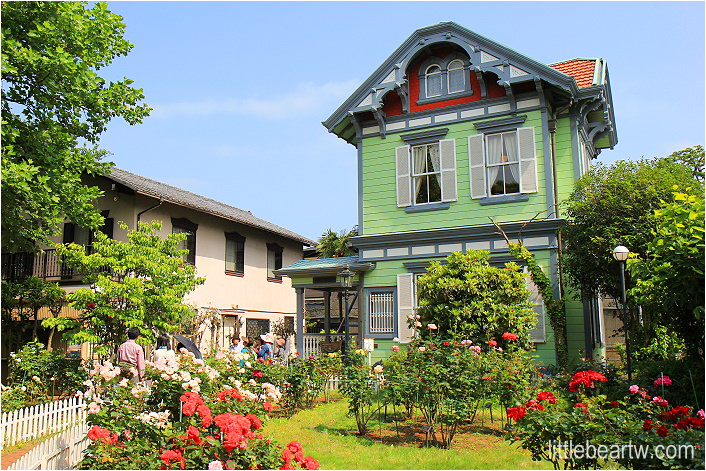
[549,59,596,88]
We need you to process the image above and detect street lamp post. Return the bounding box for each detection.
[338,265,354,356]
[612,245,632,381]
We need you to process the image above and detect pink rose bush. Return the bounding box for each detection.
[77,347,317,469]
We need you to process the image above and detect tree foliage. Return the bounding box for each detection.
[1,1,150,252]
[560,153,701,303]
[43,222,204,357]
[315,227,358,258]
[415,250,536,347]
[627,190,705,360]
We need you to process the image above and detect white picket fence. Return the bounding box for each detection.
[1,396,86,448]
[6,422,90,470]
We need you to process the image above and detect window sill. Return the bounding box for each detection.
[478,194,529,205]
[405,202,450,213]
[225,271,244,277]
[417,89,474,106]
[267,277,283,283]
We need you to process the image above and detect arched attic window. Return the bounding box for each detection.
[417,53,472,104]
[425,64,443,97]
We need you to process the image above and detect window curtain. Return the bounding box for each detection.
[503,132,520,184]
[428,144,441,198]
[486,134,503,186]
[413,146,427,199]
[448,60,465,93]
[426,66,442,96]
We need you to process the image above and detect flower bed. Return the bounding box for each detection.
[76,349,320,469]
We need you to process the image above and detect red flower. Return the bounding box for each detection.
[246,414,262,430]
[302,456,320,470]
[574,402,589,413]
[488,340,498,347]
[287,441,303,454]
[263,401,274,412]
[253,369,263,378]
[656,425,669,437]
[644,419,654,431]
[217,388,244,402]
[482,376,493,380]
[502,332,518,340]
[536,391,556,404]
[525,399,544,411]
[87,425,118,445]
[568,370,607,391]
[609,401,620,408]
[86,302,96,309]
[282,448,293,464]
[507,406,526,421]
[391,345,400,353]
[160,449,185,469]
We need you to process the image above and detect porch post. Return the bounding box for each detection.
[324,291,331,341]
[295,288,305,356]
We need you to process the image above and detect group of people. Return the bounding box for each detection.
[115,327,289,383]
[229,332,288,360]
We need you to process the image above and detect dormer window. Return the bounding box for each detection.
[448,59,465,93]
[425,65,443,97]
[417,53,472,104]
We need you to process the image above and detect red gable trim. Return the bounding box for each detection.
[549,59,596,89]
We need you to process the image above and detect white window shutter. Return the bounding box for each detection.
[395,145,412,207]
[439,138,457,202]
[397,273,415,343]
[525,269,546,342]
[518,127,538,194]
[468,134,486,199]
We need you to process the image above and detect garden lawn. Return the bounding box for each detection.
[263,399,551,470]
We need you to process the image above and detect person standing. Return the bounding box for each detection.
[117,327,145,383]
[153,333,173,361]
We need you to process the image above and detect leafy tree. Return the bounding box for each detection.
[666,145,705,184]
[560,153,701,304]
[1,1,150,252]
[315,227,358,258]
[415,250,536,348]
[43,222,204,357]
[627,190,705,360]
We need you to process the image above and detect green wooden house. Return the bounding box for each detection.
[277,22,617,365]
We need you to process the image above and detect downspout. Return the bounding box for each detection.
[547,100,572,299]
[136,198,164,226]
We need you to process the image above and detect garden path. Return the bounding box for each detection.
[1,442,37,469]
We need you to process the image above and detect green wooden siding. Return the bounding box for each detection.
[360,111,554,235]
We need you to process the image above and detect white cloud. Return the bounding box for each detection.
[152,80,359,119]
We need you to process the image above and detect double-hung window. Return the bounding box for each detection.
[468,122,538,201]
[486,131,520,195]
[172,218,198,265]
[412,143,442,204]
[447,59,466,93]
[396,129,457,209]
[225,232,245,275]
[266,243,283,281]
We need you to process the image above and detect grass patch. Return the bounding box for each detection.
[263,398,551,470]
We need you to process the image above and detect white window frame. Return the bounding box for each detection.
[447,59,466,94]
[411,143,442,205]
[425,64,443,98]
[486,131,521,196]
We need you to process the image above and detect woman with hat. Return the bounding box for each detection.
[258,332,274,359]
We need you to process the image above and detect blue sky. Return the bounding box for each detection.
[97,1,705,241]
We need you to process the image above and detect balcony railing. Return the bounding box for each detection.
[1,249,84,283]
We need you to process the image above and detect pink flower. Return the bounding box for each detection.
[208,461,224,470]
[654,376,673,387]
[418,346,426,352]
[629,384,640,394]
[392,337,400,343]
[652,396,669,407]
[88,402,101,414]
[427,324,437,330]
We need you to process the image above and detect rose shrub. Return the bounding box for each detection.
[507,372,705,469]
[77,348,318,469]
